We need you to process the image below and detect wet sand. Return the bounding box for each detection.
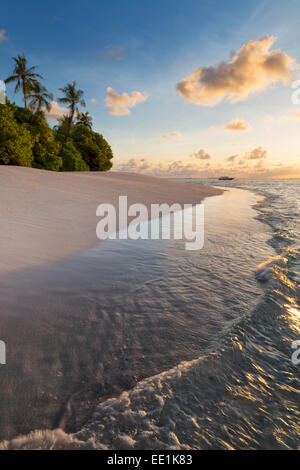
[0,166,221,274]
[0,166,222,441]
[0,186,275,447]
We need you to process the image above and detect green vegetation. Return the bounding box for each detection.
[58,81,85,136]
[5,54,43,109]
[0,105,34,166]
[0,54,113,172]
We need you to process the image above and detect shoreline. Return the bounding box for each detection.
[0,166,222,274]
[0,186,276,447]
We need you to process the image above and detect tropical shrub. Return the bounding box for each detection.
[71,125,113,171]
[60,140,90,171]
[0,104,34,166]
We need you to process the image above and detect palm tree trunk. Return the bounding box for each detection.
[23,88,27,108]
[67,104,75,136]
[22,75,27,108]
[67,116,72,136]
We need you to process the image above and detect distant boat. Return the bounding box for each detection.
[218,176,234,181]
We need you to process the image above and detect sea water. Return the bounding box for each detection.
[0,181,299,449]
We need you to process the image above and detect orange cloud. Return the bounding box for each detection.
[108,107,131,116]
[176,36,296,106]
[106,87,149,116]
[245,146,268,160]
[116,157,300,179]
[116,158,210,177]
[43,101,68,121]
[190,149,212,160]
[282,111,300,121]
[160,131,181,139]
[224,117,251,131]
[227,154,239,162]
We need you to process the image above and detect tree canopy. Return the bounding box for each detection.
[1,54,114,172]
[0,105,34,167]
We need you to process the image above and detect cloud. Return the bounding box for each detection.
[108,107,131,116]
[176,36,296,106]
[116,157,300,179]
[96,45,125,61]
[227,154,239,162]
[116,158,210,177]
[224,117,251,131]
[43,101,68,121]
[106,87,149,116]
[106,87,149,108]
[0,29,8,42]
[90,98,97,103]
[160,131,181,139]
[282,111,300,121]
[245,146,268,160]
[190,149,211,160]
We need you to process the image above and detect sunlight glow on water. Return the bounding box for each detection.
[0,181,299,449]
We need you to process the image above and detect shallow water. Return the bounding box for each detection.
[0,183,299,449]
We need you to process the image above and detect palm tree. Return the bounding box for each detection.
[28,82,53,113]
[53,115,70,137]
[5,54,43,108]
[58,82,85,135]
[76,111,93,129]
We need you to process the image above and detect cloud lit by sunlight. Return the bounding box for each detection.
[227,154,239,162]
[116,155,300,179]
[245,146,268,160]
[43,101,68,121]
[106,87,149,116]
[224,117,251,131]
[190,149,212,160]
[160,131,181,139]
[177,36,296,106]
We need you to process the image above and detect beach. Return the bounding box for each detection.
[0,168,299,449]
[0,166,221,274]
[1,0,300,452]
[0,166,224,442]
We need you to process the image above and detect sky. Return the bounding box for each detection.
[1,0,300,178]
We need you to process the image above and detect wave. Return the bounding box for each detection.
[1,182,299,450]
[2,274,299,450]
[1,294,299,451]
[255,256,288,282]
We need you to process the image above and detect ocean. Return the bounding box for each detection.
[0,179,299,450]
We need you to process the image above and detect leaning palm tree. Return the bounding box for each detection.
[28,82,53,113]
[5,54,43,108]
[58,82,85,136]
[76,111,93,129]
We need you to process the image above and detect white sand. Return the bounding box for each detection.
[0,166,222,273]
